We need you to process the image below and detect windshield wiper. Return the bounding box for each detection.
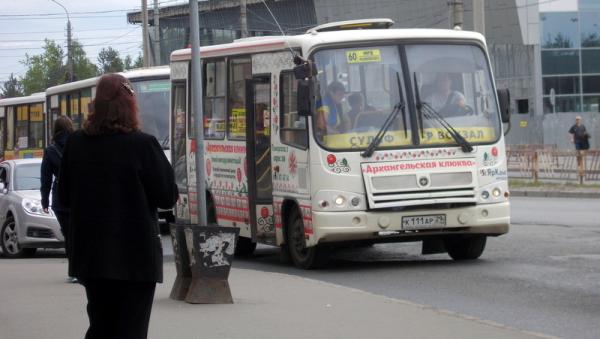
[361,72,407,158]
[412,73,473,153]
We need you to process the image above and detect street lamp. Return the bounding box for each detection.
[50,0,73,82]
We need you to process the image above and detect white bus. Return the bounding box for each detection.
[45,66,171,159]
[170,19,511,269]
[0,92,46,161]
[45,66,173,221]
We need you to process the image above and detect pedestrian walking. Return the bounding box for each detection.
[40,115,75,283]
[569,116,590,151]
[57,73,178,339]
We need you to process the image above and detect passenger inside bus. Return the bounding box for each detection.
[316,81,350,134]
[424,72,467,116]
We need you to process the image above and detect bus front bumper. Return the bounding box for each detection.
[311,201,509,245]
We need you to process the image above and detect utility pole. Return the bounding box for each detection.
[449,0,464,30]
[153,0,161,65]
[50,0,73,82]
[473,0,485,35]
[142,0,150,67]
[190,0,207,227]
[240,0,249,38]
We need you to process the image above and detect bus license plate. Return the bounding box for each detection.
[402,215,446,230]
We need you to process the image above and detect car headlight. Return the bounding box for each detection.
[22,198,52,216]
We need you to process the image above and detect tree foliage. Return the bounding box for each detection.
[124,53,144,70]
[19,39,98,95]
[20,39,65,95]
[0,73,23,98]
[98,47,124,74]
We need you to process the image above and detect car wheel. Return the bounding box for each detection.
[286,209,329,269]
[1,217,36,258]
[444,235,486,260]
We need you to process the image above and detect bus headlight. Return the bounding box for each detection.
[334,196,346,206]
[492,188,502,198]
[481,190,490,199]
[351,197,361,207]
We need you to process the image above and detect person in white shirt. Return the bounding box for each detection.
[425,73,466,115]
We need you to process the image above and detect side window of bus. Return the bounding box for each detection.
[29,103,44,149]
[228,57,251,140]
[6,106,14,151]
[16,105,28,149]
[172,82,188,191]
[280,72,307,148]
[204,60,226,139]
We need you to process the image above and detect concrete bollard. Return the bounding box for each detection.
[184,225,240,304]
[169,223,192,300]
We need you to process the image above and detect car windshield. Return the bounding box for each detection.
[15,163,41,191]
[131,79,170,149]
[312,43,501,150]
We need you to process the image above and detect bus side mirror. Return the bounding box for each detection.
[497,88,511,123]
[297,79,314,117]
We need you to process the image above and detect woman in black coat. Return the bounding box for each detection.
[57,73,178,339]
[40,115,74,281]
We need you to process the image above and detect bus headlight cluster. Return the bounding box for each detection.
[314,190,365,211]
[492,188,502,197]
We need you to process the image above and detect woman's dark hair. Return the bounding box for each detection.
[84,73,139,135]
[52,115,74,142]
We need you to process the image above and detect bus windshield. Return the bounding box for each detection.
[312,44,500,151]
[132,79,170,149]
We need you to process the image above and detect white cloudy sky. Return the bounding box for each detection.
[0,0,188,84]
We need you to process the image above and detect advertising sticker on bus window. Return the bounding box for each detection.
[346,49,382,64]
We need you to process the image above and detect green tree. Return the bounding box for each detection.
[71,40,98,81]
[123,53,144,70]
[20,39,65,95]
[98,47,124,74]
[0,73,23,98]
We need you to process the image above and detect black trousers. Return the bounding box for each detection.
[83,278,156,339]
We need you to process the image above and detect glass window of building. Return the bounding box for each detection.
[543,96,581,113]
[582,75,600,94]
[541,50,580,74]
[540,12,580,49]
[583,96,600,112]
[543,76,580,95]
[582,49,600,73]
[580,12,600,47]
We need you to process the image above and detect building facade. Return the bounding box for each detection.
[128,0,598,148]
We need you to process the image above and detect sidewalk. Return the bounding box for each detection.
[509,184,600,199]
[0,258,554,339]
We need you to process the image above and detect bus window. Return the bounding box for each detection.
[29,103,44,148]
[60,95,68,116]
[171,82,188,191]
[203,60,226,139]
[70,92,80,129]
[280,72,307,148]
[16,105,28,149]
[228,57,251,140]
[0,109,5,155]
[81,88,92,123]
[132,79,170,148]
[6,106,14,151]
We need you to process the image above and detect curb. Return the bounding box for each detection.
[510,189,600,199]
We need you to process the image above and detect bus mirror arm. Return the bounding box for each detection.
[297,79,314,117]
[497,88,511,124]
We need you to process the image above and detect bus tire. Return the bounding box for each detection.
[286,209,329,269]
[235,237,257,256]
[444,235,486,260]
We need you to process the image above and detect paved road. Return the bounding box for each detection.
[226,197,600,339]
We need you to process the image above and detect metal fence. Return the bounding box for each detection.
[507,146,600,183]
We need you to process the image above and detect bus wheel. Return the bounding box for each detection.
[444,235,486,260]
[286,210,329,269]
[235,237,257,257]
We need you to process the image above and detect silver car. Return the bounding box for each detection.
[0,159,63,258]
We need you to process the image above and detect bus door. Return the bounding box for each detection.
[246,76,275,244]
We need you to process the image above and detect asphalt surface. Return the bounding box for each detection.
[225,197,600,339]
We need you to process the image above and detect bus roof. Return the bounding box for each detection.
[0,92,45,107]
[45,66,170,96]
[170,28,486,62]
